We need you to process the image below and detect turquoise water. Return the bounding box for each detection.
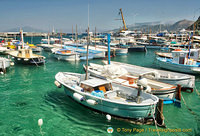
[0,38,200,136]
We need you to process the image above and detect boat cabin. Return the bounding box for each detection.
[80,78,113,97]
[17,49,33,58]
[172,50,197,65]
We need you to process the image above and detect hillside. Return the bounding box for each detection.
[110,19,194,33]
[187,16,200,30]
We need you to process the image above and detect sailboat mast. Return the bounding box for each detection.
[72,25,74,40]
[47,32,50,45]
[76,24,78,44]
[20,28,24,49]
[85,4,90,80]
[60,31,62,48]
[95,27,96,49]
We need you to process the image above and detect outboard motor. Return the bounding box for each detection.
[136,76,150,103]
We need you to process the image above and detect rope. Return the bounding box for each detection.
[31,58,39,67]
[181,94,196,115]
[39,126,43,136]
[155,106,165,127]
[194,86,200,96]
[155,102,194,136]
[152,104,161,136]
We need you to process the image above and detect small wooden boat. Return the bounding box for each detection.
[54,49,80,61]
[102,61,195,91]
[83,63,177,101]
[8,49,45,65]
[55,72,159,119]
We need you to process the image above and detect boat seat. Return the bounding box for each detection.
[98,86,106,93]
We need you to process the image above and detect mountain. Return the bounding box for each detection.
[171,19,194,31]
[187,16,200,30]
[109,19,194,33]
[2,26,47,32]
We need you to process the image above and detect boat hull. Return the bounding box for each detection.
[103,61,195,89]
[115,48,128,55]
[157,57,200,74]
[54,53,80,61]
[13,57,45,65]
[84,64,176,101]
[63,86,155,119]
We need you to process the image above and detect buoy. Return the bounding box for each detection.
[54,80,62,88]
[38,119,44,136]
[73,93,84,102]
[24,58,29,61]
[38,119,43,127]
[0,71,4,75]
[106,114,111,121]
[10,62,14,66]
[17,58,21,61]
[86,99,97,105]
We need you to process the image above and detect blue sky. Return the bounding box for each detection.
[0,0,200,32]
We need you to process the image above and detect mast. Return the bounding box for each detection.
[20,28,24,49]
[60,30,62,48]
[95,27,96,49]
[119,8,128,31]
[72,25,74,40]
[47,32,50,45]
[76,24,78,43]
[85,4,90,80]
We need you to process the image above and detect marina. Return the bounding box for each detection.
[0,0,200,136]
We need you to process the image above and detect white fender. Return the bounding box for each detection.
[73,93,84,102]
[86,99,97,105]
[54,80,62,88]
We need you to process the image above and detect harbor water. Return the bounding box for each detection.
[0,38,200,136]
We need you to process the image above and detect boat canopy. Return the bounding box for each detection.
[80,78,110,87]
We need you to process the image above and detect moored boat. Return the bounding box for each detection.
[8,49,45,65]
[156,49,200,74]
[55,72,159,119]
[54,49,80,61]
[102,60,195,91]
[83,63,177,101]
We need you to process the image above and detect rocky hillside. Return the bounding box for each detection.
[187,16,200,30]
[110,19,194,33]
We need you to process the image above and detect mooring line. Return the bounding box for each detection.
[194,86,200,96]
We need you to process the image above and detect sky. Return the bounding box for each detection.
[0,0,200,32]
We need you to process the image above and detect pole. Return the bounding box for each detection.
[85,4,90,80]
[95,27,96,49]
[20,28,24,49]
[72,25,74,40]
[76,24,78,43]
[60,31,62,48]
[107,34,111,65]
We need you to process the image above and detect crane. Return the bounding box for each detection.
[119,8,128,31]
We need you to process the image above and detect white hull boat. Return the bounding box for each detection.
[84,63,177,101]
[102,61,195,90]
[54,49,80,61]
[55,72,159,119]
